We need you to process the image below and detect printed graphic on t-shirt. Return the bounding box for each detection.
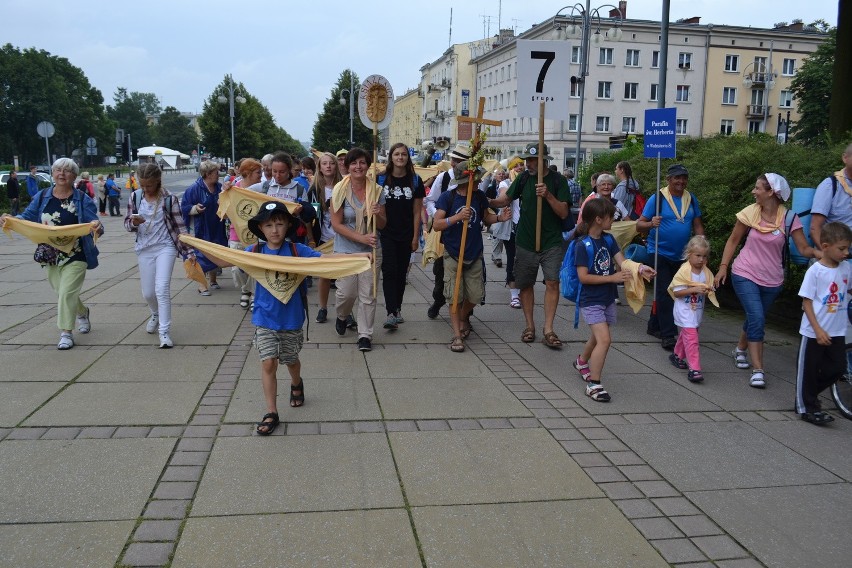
[382,183,413,201]
[681,292,704,311]
[822,279,847,313]
[452,204,479,228]
[592,243,613,275]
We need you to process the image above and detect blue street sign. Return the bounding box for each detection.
[461,90,470,117]
[408,147,416,157]
[644,108,677,158]
[433,151,443,161]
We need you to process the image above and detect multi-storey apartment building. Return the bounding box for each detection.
[386,87,422,152]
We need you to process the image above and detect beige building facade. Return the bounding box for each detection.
[387,87,422,151]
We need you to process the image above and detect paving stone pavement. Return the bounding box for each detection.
[1,219,850,567]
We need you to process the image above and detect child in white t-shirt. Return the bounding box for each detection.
[795,221,852,425]
[668,236,718,383]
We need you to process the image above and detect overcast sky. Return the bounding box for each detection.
[5,0,838,144]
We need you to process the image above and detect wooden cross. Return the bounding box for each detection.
[450,97,501,314]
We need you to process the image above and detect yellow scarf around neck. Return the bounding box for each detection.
[660,187,692,223]
[331,175,381,235]
[735,203,787,233]
[667,262,719,307]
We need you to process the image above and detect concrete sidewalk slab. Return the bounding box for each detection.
[611,421,841,491]
[0,438,173,522]
[0,382,65,427]
[0,305,50,332]
[365,348,494,378]
[688,483,852,567]
[0,349,104,382]
[224,377,382,423]
[0,520,133,568]
[413,500,668,567]
[290,348,370,379]
[120,305,244,346]
[24,381,209,426]
[79,345,225,382]
[390,429,602,506]
[375,377,531,420]
[172,510,420,568]
[752,419,852,481]
[191,434,403,516]
[9,320,138,346]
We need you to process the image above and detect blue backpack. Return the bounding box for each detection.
[560,233,616,328]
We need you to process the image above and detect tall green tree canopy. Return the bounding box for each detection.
[789,26,835,144]
[151,106,198,153]
[0,44,112,166]
[106,88,156,150]
[312,69,374,154]
[198,76,303,162]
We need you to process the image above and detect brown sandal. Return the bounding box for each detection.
[521,327,536,343]
[542,331,563,349]
[449,336,465,352]
[460,318,472,339]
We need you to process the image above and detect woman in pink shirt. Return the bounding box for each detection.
[713,174,819,388]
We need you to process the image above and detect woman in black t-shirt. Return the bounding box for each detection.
[378,143,425,329]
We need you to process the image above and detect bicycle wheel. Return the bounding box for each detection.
[831,344,852,420]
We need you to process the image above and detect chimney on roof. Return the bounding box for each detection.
[788,21,804,31]
[677,16,701,24]
[610,1,627,19]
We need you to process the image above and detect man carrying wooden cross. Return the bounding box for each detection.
[489,142,570,348]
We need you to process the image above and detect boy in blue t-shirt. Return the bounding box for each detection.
[572,198,654,402]
[434,161,510,352]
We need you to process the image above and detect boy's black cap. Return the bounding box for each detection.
[247,201,296,240]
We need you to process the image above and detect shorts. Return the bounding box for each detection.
[443,252,484,305]
[254,327,303,364]
[581,302,617,325]
[514,245,562,289]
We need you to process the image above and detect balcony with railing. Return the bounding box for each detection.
[746,104,769,117]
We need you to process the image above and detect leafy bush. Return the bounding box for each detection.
[582,135,848,313]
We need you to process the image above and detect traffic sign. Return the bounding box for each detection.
[643,108,677,158]
[86,137,97,148]
[37,121,55,138]
[516,40,572,120]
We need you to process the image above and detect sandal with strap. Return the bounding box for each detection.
[256,412,280,435]
[57,332,74,350]
[669,353,688,370]
[509,297,521,309]
[749,370,766,389]
[586,383,611,402]
[801,410,834,425]
[460,316,473,339]
[521,327,536,343]
[542,331,563,349]
[239,293,251,309]
[733,348,750,369]
[573,356,592,382]
[290,379,305,407]
[449,336,465,352]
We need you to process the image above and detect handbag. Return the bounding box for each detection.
[33,243,61,265]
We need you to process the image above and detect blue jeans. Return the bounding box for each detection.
[731,274,783,342]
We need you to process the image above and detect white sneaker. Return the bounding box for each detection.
[159,332,173,348]
[57,332,74,350]
[146,313,159,334]
[749,369,766,389]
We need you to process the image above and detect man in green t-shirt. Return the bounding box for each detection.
[489,143,570,348]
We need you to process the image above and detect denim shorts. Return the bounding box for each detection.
[254,327,303,364]
[581,302,617,325]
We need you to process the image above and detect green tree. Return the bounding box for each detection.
[106,88,156,151]
[197,76,303,162]
[0,44,113,166]
[789,27,836,144]
[151,106,198,153]
[312,69,374,154]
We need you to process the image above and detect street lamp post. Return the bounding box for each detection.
[339,71,355,148]
[552,2,623,171]
[217,74,246,165]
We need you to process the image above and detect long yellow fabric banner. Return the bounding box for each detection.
[179,235,370,304]
[216,186,300,246]
[2,217,97,254]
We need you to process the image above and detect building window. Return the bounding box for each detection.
[678,52,692,69]
[568,114,578,132]
[779,90,793,108]
[724,54,739,72]
[570,81,580,98]
[782,58,795,76]
[722,87,737,105]
[507,63,511,78]
[720,119,734,135]
[676,85,690,102]
[650,83,659,102]
[748,120,762,134]
[753,56,767,71]
[651,50,660,68]
[624,82,638,100]
[751,89,765,106]
[488,72,492,86]
[595,116,610,132]
[676,118,688,135]
[597,81,612,99]
[622,116,637,133]
[571,46,583,64]
[513,118,517,132]
[599,48,613,65]
[514,90,517,105]
[500,93,504,108]
[625,49,640,67]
